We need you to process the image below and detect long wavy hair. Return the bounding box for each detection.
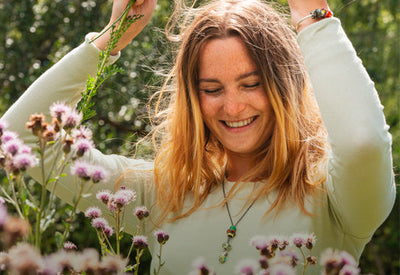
[151,0,329,224]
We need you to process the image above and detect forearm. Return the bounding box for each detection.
[287,0,329,32]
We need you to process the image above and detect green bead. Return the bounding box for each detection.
[222,242,232,251]
[219,254,227,263]
[229,225,237,232]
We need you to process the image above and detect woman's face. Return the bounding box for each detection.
[198,36,274,157]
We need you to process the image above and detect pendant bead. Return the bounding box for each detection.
[222,242,232,251]
[219,254,227,263]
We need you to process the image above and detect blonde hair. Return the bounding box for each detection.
[151,0,328,224]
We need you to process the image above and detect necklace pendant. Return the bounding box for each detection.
[222,242,232,251]
[226,225,236,238]
[219,251,228,264]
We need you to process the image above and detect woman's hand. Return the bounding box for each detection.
[287,0,329,32]
[94,0,157,54]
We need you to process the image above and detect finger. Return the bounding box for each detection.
[133,0,145,6]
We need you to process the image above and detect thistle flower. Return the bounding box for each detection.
[25,113,46,136]
[74,248,99,273]
[63,241,78,251]
[90,165,108,183]
[42,125,57,142]
[290,233,307,248]
[99,255,127,274]
[96,190,112,204]
[62,109,83,130]
[320,248,359,274]
[73,138,94,157]
[250,235,274,258]
[8,243,44,274]
[259,256,268,269]
[135,206,149,220]
[189,257,215,275]
[50,102,72,121]
[305,233,317,249]
[70,160,91,181]
[339,264,360,275]
[154,230,169,245]
[2,217,31,247]
[235,259,259,275]
[1,139,22,156]
[268,263,296,275]
[85,206,102,219]
[277,251,299,268]
[132,235,148,249]
[0,130,18,144]
[71,126,93,140]
[103,226,114,237]
[307,255,317,265]
[63,137,74,154]
[91,217,109,230]
[113,188,136,208]
[13,153,37,171]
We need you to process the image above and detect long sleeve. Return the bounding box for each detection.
[297,18,396,238]
[1,34,156,235]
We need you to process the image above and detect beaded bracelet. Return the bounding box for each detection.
[295,8,333,31]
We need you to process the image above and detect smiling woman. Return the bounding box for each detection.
[1,0,395,274]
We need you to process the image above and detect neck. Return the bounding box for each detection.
[225,152,257,181]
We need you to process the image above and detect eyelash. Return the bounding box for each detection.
[201,82,260,94]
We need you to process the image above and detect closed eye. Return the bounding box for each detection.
[202,88,221,94]
[244,82,260,88]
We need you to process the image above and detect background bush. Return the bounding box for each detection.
[1,0,398,274]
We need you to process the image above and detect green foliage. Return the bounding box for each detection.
[0,0,398,274]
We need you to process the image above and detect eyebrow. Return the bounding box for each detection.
[198,70,259,83]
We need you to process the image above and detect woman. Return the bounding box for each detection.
[2,0,395,274]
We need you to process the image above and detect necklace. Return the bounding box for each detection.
[219,180,256,264]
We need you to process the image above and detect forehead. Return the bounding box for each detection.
[198,36,258,79]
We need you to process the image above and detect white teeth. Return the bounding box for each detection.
[225,117,255,128]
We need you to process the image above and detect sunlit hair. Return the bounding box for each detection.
[151,0,329,224]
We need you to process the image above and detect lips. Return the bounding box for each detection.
[224,116,256,128]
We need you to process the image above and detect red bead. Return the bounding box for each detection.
[326,10,333,17]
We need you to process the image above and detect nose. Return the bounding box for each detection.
[223,88,246,117]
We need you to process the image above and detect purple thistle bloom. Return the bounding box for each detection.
[114,189,136,206]
[61,109,83,130]
[107,198,117,212]
[135,206,149,220]
[13,153,37,171]
[103,226,114,237]
[305,233,317,249]
[84,206,102,219]
[154,230,169,244]
[132,235,148,249]
[63,241,77,250]
[190,257,214,275]
[70,161,91,181]
[113,193,129,208]
[50,102,72,121]
[235,259,259,275]
[19,145,32,154]
[268,263,296,275]
[339,251,357,267]
[1,130,18,144]
[73,139,94,157]
[91,217,109,230]
[250,235,269,250]
[2,139,22,156]
[339,264,360,275]
[96,190,112,204]
[290,233,307,248]
[71,126,93,140]
[90,166,108,183]
[279,251,299,268]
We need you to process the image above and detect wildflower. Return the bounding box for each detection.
[0,252,8,271]
[2,217,31,247]
[90,165,108,183]
[305,233,317,249]
[74,248,99,273]
[8,243,44,274]
[339,264,360,275]
[96,190,112,204]
[91,217,109,230]
[63,137,74,154]
[103,226,114,237]
[279,238,290,251]
[51,117,61,132]
[307,255,317,265]
[107,197,117,212]
[73,138,94,157]
[290,233,307,248]
[320,248,344,274]
[135,206,150,220]
[42,125,57,141]
[154,230,169,245]
[235,259,259,275]
[268,263,296,275]
[113,188,136,208]
[50,102,71,121]
[276,251,299,268]
[70,160,91,181]
[259,256,268,269]
[269,236,281,252]
[71,126,93,140]
[25,113,46,136]
[0,204,8,229]
[63,241,78,250]
[19,144,32,154]
[13,153,37,171]
[250,235,274,258]
[62,109,82,130]
[47,250,76,273]
[132,235,148,249]
[189,257,215,275]
[85,206,102,219]
[0,130,18,144]
[1,139,22,155]
[339,251,357,267]
[99,255,127,274]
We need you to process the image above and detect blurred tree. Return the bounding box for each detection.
[0,0,398,274]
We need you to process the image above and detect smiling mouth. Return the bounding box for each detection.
[224,116,257,128]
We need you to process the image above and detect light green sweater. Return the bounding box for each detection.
[2,18,395,274]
